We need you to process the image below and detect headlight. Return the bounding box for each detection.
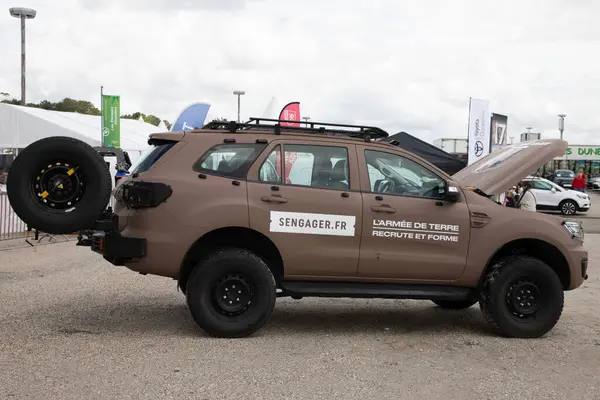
[563,220,584,240]
[576,193,588,199]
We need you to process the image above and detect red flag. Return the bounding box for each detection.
[278,102,301,127]
[275,102,301,182]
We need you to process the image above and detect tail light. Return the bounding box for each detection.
[117,181,173,208]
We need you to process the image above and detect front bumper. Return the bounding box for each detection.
[91,231,147,266]
[565,243,589,290]
[578,200,591,211]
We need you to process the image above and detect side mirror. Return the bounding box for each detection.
[443,183,461,202]
[551,187,557,193]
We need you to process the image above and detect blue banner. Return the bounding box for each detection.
[171,103,211,132]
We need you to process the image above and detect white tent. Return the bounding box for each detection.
[0,103,164,164]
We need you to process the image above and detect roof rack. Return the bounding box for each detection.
[201,117,389,141]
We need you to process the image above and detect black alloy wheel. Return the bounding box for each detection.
[505,280,543,319]
[186,248,277,338]
[213,274,254,317]
[33,162,85,211]
[479,256,564,338]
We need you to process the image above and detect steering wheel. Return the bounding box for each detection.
[379,179,395,193]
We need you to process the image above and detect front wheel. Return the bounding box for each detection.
[479,256,564,338]
[185,248,277,338]
[560,199,578,215]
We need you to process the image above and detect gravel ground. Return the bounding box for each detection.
[0,236,599,400]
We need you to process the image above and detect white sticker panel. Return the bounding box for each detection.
[270,211,356,237]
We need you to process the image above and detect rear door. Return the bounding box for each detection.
[356,145,471,281]
[246,139,363,278]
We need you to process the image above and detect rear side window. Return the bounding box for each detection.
[130,142,176,174]
[193,143,267,179]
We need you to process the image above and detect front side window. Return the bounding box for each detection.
[531,180,554,190]
[365,149,445,199]
[193,143,267,178]
[284,144,349,190]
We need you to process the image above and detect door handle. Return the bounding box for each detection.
[261,195,288,204]
[371,205,396,213]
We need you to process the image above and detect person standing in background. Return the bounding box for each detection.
[572,170,586,192]
[517,182,537,211]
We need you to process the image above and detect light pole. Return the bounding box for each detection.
[558,114,566,140]
[9,7,36,106]
[233,90,245,123]
[302,116,310,127]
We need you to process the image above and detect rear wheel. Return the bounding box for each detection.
[431,299,477,309]
[7,136,112,234]
[560,199,578,215]
[185,248,277,338]
[479,256,564,338]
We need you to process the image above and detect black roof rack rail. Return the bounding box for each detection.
[201,117,389,140]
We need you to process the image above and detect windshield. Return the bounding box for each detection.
[555,170,574,178]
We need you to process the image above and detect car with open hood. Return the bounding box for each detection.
[6,119,588,339]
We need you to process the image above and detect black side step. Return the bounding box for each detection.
[280,281,473,301]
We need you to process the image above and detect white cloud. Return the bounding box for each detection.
[0,0,598,144]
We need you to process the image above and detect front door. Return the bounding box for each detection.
[356,146,471,282]
[247,140,363,279]
[526,179,555,207]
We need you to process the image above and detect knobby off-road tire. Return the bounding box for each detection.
[432,299,477,309]
[479,256,564,338]
[7,136,112,234]
[185,248,277,338]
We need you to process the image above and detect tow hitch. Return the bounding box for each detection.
[76,207,147,266]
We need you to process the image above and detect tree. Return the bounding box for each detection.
[121,112,171,128]
[1,95,171,128]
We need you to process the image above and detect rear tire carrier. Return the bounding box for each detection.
[7,136,112,234]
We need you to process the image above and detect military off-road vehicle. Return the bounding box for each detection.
[6,118,588,338]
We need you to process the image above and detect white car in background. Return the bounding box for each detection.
[520,176,591,215]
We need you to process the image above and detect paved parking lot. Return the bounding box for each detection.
[0,235,599,400]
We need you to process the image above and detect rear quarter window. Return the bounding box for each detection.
[193,143,267,179]
[130,142,176,174]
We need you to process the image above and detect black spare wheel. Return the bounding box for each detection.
[185,248,277,338]
[479,255,564,338]
[6,136,112,234]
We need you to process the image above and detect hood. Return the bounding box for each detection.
[453,139,568,195]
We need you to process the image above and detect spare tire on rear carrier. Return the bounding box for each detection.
[7,136,113,235]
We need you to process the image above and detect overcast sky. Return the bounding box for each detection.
[0,0,598,144]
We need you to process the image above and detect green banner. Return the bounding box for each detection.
[102,94,120,148]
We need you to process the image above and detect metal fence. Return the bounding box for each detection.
[0,192,30,241]
[1,191,116,242]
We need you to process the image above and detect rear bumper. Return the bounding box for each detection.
[91,231,147,266]
[79,213,147,266]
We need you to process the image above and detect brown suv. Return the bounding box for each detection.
[7,118,588,339]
